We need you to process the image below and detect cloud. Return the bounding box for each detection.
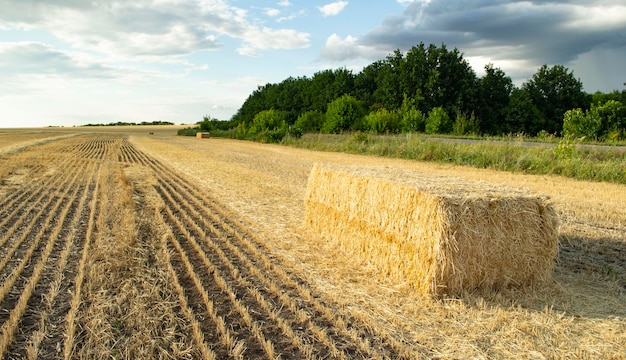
[278,0,292,6]
[320,34,386,62]
[318,1,349,17]
[265,8,281,17]
[276,10,306,23]
[318,0,626,90]
[0,0,310,59]
[238,27,309,56]
[0,41,155,80]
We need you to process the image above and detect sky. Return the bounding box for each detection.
[0,0,625,128]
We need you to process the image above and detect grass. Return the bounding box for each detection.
[282,133,626,184]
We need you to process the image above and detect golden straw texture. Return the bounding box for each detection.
[304,164,560,296]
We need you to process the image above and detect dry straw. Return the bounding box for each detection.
[304,164,560,296]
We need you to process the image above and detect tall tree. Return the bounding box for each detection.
[374,50,405,110]
[476,64,514,134]
[504,88,545,134]
[522,64,589,135]
[355,60,384,110]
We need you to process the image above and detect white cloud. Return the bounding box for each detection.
[277,9,306,23]
[0,0,310,60]
[397,0,429,4]
[277,0,292,7]
[240,27,309,53]
[320,33,385,62]
[265,8,281,17]
[0,41,158,80]
[318,1,349,17]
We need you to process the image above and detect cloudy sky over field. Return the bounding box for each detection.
[1,0,625,127]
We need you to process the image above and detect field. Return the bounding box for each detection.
[0,126,624,359]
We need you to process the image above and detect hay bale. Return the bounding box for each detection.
[304,164,559,296]
[196,132,211,139]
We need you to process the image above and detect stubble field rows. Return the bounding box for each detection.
[0,134,413,359]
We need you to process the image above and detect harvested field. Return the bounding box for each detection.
[0,127,625,358]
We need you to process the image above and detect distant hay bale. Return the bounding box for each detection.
[196,132,210,139]
[304,164,559,296]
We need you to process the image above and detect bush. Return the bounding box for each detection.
[452,112,479,135]
[596,100,626,138]
[562,108,593,138]
[322,95,364,133]
[249,109,287,135]
[399,96,425,133]
[425,107,452,134]
[562,101,626,140]
[364,108,401,133]
[294,111,325,133]
[177,127,200,136]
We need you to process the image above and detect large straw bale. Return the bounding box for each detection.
[304,164,559,296]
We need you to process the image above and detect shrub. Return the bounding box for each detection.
[562,108,594,138]
[177,127,199,136]
[553,136,576,160]
[295,111,325,133]
[399,96,425,133]
[364,109,401,133]
[249,109,287,135]
[452,112,479,135]
[596,100,626,138]
[425,107,452,134]
[322,95,364,133]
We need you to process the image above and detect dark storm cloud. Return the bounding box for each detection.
[363,1,626,64]
[338,0,626,89]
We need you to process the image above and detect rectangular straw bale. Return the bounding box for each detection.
[304,163,559,296]
[196,132,211,138]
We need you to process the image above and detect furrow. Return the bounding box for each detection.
[161,235,218,360]
[9,161,97,359]
[0,161,88,356]
[157,179,343,359]
[63,162,102,360]
[0,168,83,303]
[159,188,278,358]
[0,155,82,250]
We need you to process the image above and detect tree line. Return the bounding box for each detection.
[219,43,625,142]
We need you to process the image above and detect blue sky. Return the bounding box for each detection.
[1,0,625,127]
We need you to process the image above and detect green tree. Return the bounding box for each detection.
[322,95,364,133]
[355,60,385,110]
[522,64,589,135]
[425,106,452,134]
[373,50,405,110]
[306,68,356,113]
[476,64,513,134]
[504,88,545,134]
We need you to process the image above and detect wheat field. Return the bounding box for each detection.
[0,126,624,358]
